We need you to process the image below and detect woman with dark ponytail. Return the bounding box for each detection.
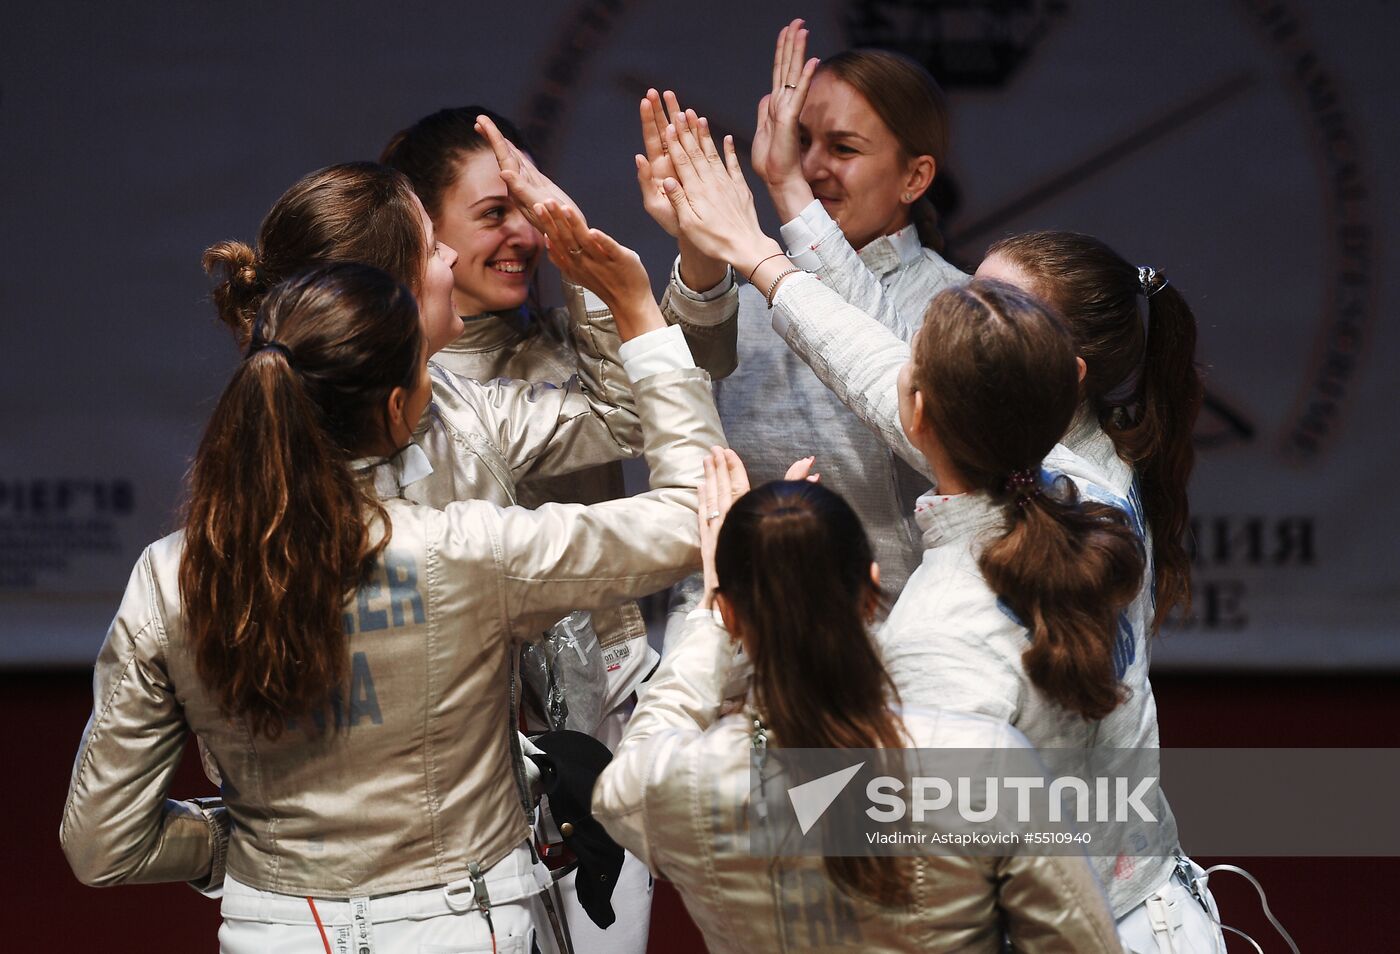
[62,207,727,950]
[980,232,1203,631]
[593,454,1120,953]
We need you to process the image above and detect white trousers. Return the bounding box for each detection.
[219,843,552,954]
[549,707,654,954]
[1117,859,1227,954]
[552,848,653,954]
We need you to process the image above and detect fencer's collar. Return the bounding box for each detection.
[350,442,435,499]
[442,309,530,353]
[912,489,1004,548]
[857,222,922,280]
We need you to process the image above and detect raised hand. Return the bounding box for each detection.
[698,446,751,603]
[636,88,685,237]
[752,19,819,187]
[783,456,820,482]
[661,110,780,278]
[475,114,576,233]
[532,199,661,340]
[637,90,731,291]
[753,19,820,221]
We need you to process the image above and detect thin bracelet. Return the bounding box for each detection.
[764,267,800,307]
[746,251,787,284]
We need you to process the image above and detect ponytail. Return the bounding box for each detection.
[987,232,1203,632]
[179,264,421,738]
[980,484,1144,721]
[913,280,1146,721]
[1107,281,1202,629]
[715,481,911,907]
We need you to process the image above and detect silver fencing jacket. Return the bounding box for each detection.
[593,613,1123,953]
[60,362,723,898]
[769,273,1179,915]
[660,203,965,606]
[431,285,632,512]
[409,282,641,512]
[428,285,669,711]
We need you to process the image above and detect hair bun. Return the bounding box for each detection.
[203,240,268,338]
[235,261,261,288]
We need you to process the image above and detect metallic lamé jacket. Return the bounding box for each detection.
[593,615,1124,954]
[770,274,1179,916]
[60,367,722,898]
[409,282,641,513]
[428,286,661,655]
[660,211,965,606]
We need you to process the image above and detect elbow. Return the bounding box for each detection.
[62,842,118,888]
[60,825,129,888]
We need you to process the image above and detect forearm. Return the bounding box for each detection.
[61,562,223,888]
[491,361,726,629]
[659,258,740,378]
[779,200,909,337]
[623,612,731,745]
[770,273,932,477]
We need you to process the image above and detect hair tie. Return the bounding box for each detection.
[1137,265,1169,298]
[1003,468,1043,508]
[247,340,294,364]
[245,311,293,365]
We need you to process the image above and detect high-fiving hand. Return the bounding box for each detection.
[529,199,661,340]
[659,110,780,279]
[751,17,820,206]
[476,114,579,235]
[698,446,750,605]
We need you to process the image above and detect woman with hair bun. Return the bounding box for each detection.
[628,20,965,610]
[202,160,644,512]
[592,452,1122,953]
[655,114,1224,953]
[61,204,725,950]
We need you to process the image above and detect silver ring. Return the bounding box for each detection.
[568,247,583,255]
[707,510,721,521]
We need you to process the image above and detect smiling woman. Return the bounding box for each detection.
[381,107,669,954]
[383,109,546,319]
[653,20,966,612]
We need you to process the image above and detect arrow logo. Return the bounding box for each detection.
[787,762,865,835]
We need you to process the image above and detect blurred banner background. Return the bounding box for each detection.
[2,0,1396,669]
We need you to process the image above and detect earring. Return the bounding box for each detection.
[902,193,912,202]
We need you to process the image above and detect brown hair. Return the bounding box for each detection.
[202,163,425,346]
[715,480,910,906]
[179,263,423,739]
[987,232,1203,631]
[912,280,1145,720]
[819,49,949,249]
[380,105,529,219]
